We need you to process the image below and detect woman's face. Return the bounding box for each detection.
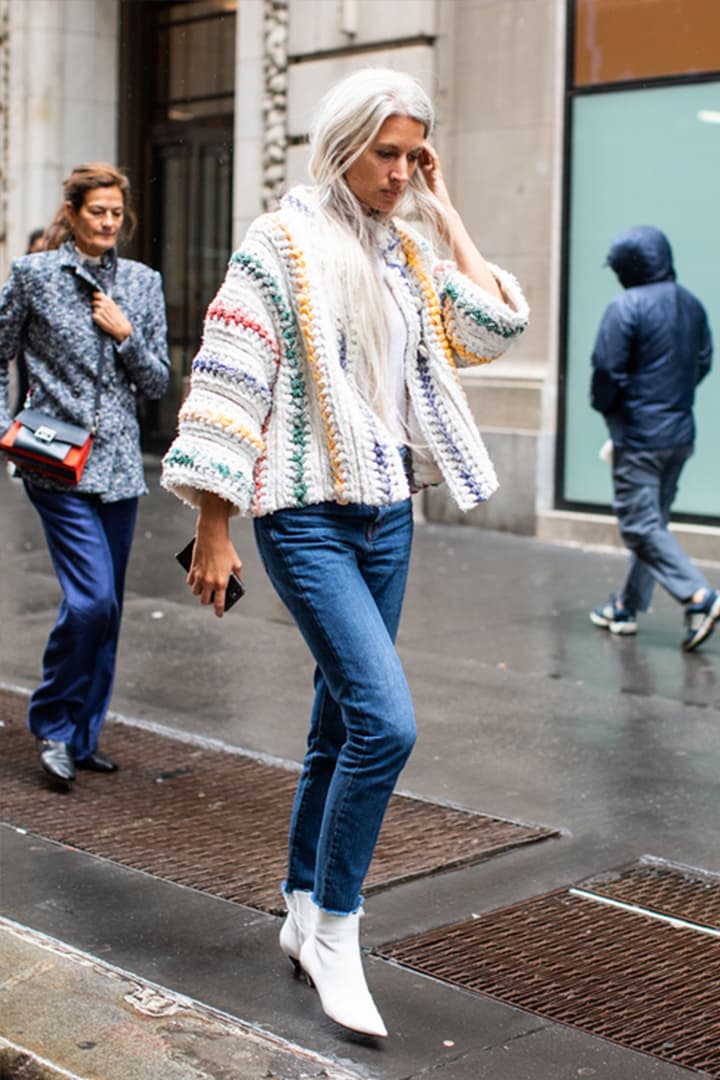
[345,114,426,214]
[67,185,124,257]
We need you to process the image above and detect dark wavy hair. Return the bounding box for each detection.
[41,162,136,251]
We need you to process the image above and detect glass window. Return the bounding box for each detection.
[155,0,236,121]
[118,0,236,446]
[574,0,720,87]
[562,81,720,518]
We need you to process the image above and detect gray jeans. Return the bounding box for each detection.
[612,444,708,612]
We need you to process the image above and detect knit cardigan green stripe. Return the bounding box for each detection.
[161,187,529,517]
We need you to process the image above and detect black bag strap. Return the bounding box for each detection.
[24,252,118,435]
[89,331,108,435]
[87,252,118,435]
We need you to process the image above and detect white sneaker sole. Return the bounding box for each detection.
[590,611,637,635]
[684,593,720,652]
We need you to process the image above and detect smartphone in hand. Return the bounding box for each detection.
[175,538,245,611]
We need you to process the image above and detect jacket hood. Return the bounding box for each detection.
[606,226,676,288]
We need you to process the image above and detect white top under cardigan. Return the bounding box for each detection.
[380,263,409,443]
[161,185,529,516]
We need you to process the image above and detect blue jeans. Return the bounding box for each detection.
[612,444,708,611]
[253,498,416,915]
[24,482,138,760]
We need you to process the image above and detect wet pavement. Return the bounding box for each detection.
[1,464,719,1079]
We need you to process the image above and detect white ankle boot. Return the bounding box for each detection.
[279,890,316,971]
[299,908,388,1038]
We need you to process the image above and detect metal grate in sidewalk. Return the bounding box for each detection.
[577,859,720,929]
[0,688,556,914]
[377,858,720,1077]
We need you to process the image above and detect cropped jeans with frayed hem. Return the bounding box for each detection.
[254,498,416,915]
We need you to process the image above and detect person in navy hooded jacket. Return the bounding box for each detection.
[589,225,717,651]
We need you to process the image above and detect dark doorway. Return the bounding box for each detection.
[119,0,237,451]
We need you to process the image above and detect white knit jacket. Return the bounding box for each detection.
[161,186,529,516]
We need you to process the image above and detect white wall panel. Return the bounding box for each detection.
[4,0,118,267]
[288,0,435,55]
[287,44,435,137]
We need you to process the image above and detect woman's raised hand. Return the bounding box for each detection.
[419,143,454,213]
[92,291,132,343]
[420,142,506,303]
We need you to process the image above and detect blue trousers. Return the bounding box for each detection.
[24,481,138,761]
[254,499,416,915]
[613,444,708,612]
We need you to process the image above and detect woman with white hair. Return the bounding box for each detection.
[162,67,528,1037]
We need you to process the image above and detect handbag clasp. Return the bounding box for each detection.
[34,426,57,444]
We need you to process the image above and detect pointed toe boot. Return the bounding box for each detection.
[36,739,75,786]
[75,750,118,772]
[299,909,387,1038]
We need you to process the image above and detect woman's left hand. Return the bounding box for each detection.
[92,291,132,343]
[420,142,506,304]
[420,143,454,214]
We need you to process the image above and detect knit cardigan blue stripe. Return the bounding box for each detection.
[162,187,529,517]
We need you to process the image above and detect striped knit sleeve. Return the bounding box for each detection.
[434,258,529,368]
[161,238,280,514]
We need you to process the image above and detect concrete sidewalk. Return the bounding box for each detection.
[1,465,719,1079]
[0,916,361,1080]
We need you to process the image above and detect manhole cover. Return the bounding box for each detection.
[378,858,720,1076]
[0,689,556,913]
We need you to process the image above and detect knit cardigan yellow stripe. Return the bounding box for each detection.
[271,215,347,500]
[397,227,491,368]
[178,404,265,453]
[442,298,493,365]
[394,228,458,373]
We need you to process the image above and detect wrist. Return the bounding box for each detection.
[197,493,232,537]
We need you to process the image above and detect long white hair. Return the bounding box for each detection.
[307,68,448,426]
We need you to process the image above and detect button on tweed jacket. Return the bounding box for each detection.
[0,242,170,502]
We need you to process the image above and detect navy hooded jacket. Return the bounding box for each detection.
[590,226,712,448]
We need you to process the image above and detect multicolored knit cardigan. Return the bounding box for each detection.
[161,186,528,516]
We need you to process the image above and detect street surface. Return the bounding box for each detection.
[1,465,718,1079]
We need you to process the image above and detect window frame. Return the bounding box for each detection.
[555,0,720,526]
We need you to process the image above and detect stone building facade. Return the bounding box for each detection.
[1,0,718,557]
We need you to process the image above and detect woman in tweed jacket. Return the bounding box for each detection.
[163,70,528,1037]
[0,162,169,788]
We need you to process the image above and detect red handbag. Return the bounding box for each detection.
[1,409,93,484]
[2,280,113,484]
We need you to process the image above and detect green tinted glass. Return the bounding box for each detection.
[564,81,720,517]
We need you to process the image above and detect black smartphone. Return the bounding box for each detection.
[175,538,245,611]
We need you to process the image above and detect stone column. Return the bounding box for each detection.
[2,0,119,273]
[233,0,264,245]
[261,0,288,211]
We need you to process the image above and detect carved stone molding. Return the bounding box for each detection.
[262,0,288,211]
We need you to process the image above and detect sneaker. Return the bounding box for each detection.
[590,597,638,635]
[683,590,720,652]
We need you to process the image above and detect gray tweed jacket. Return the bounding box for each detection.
[0,242,169,501]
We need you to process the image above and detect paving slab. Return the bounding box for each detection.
[0,915,361,1080]
[0,827,701,1080]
